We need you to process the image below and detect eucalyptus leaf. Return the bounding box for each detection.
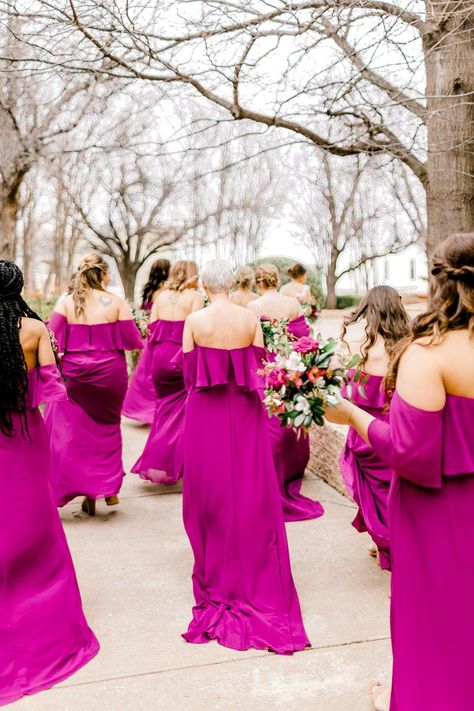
[294,413,306,428]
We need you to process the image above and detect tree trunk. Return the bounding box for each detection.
[424,2,474,255]
[0,193,18,259]
[325,269,338,309]
[118,261,139,303]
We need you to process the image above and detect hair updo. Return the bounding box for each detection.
[255,263,280,290]
[201,260,234,294]
[0,260,42,437]
[167,261,199,292]
[288,262,307,280]
[233,266,255,291]
[73,253,109,317]
[385,232,474,394]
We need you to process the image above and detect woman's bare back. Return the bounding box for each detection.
[56,291,128,325]
[152,289,205,322]
[249,292,302,322]
[184,301,263,351]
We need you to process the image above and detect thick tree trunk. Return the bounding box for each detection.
[118,261,139,303]
[0,194,18,259]
[325,269,338,309]
[424,2,474,255]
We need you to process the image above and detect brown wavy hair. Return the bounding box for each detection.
[166,260,199,292]
[386,233,474,394]
[341,286,410,371]
[255,263,280,290]
[72,253,109,317]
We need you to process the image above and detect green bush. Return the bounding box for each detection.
[248,255,324,306]
[23,294,57,321]
[335,295,361,310]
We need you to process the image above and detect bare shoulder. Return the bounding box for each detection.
[20,318,48,342]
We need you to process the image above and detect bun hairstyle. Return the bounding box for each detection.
[233,265,255,291]
[73,253,109,318]
[386,232,474,395]
[255,263,280,290]
[341,286,410,371]
[288,262,307,280]
[0,260,43,437]
[166,260,199,292]
[142,258,171,305]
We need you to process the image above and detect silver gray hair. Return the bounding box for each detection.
[201,259,235,294]
[201,259,234,294]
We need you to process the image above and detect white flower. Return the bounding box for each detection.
[295,395,311,415]
[286,351,306,372]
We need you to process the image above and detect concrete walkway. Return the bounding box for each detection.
[15,420,391,711]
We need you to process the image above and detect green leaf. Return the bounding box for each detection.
[303,414,313,428]
[294,413,306,428]
[346,383,353,401]
[314,414,325,426]
[353,370,360,383]
[358,384,368,399]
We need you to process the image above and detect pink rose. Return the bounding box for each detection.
[260,314,270,322]
[267,369,288,388]
[294,336,320,354]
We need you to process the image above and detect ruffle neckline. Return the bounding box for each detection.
[48,312,143,353]
[27,364,67,408]
[148,319,185,345]
[184,345,262,392]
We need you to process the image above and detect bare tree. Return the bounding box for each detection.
[2,1,471,254]
[295,153,419,307]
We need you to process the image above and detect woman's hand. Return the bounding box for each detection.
[324,399,354,426]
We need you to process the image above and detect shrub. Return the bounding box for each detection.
[23,294,57,322]
[335,295,361,310]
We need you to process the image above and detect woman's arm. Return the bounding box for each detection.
[183,317,195,353]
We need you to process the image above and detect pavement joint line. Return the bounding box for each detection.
[52,636,391,691]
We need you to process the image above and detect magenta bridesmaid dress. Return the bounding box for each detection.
[266,315,324,522]
[182,345,311,654]
[44,312,143,506]
[369,392,474,710]
[339,370,392,569]
[122,334,156,424]
[132,320,186,484]
[0,364,99,706]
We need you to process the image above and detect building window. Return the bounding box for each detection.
[409,258,416,281]
[384,259,390,281]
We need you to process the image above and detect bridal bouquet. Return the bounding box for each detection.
[261,336,360,431]
[131,308,150,339]
[259,315,294,355]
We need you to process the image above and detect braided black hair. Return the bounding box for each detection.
[0,260,43,437]
[141,259,171,306]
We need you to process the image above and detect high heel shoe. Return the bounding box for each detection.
[105,495,119,507]
[81,497,96,516]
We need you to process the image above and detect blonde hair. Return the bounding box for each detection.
[73,253,109,317]
[255,263,280,290]
[167,260,199,292]
[233,265,255,291]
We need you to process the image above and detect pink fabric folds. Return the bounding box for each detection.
[45,312,143,506]
[132,320,186,485]
[0,365,99,706]
[340,371,392,570]
[182,345,310,654]
[264,316,324,522]
[122,337,156,424]
[368,393,474,711]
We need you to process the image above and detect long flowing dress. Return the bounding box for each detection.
[132,320,186,485]
[368,392,474,710]
[0,364,99,706]
[122,301,156,424]
[339,370,392,569]
[44,313,143,506]
[182,345,311,654]
[266,315,324,522]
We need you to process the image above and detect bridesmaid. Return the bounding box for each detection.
[0,261,99,706]
[45,254,143,515]
[132,261,204,484]
[229,265,258,307]
[280,262,313,317]
[122,258,171,424]
[325,233,474,711]
[339,286,409,569]
[249,263,324,522]
[182,259,310,653]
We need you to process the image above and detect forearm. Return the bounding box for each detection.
[347,402,375,445]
